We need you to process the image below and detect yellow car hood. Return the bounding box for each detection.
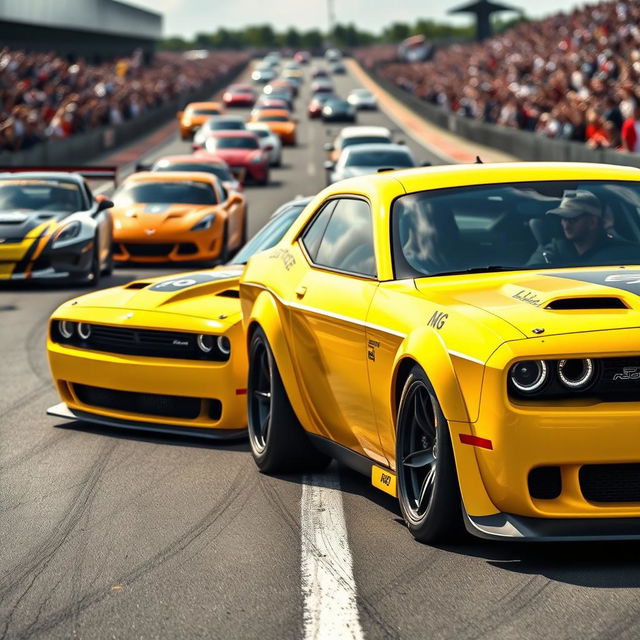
[416,267,640,338]
[67,267,244,323]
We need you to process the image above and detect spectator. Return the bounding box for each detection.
[621,103,640,152]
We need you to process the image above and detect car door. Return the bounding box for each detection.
[286,196,387,464]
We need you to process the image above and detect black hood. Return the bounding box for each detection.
[0,210,68,239]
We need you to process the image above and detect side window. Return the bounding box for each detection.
[300,200,337,261]
[315,198,376,277]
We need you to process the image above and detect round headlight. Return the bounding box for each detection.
[509,360,548,393]
[77,323,91,340]
[217,335,231,356]
[197,334,214,353]
[557,358,594,389]
[59,320,75,339]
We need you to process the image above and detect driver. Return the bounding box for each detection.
[528,189,632,265]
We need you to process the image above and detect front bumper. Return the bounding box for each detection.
[0,234,94,281]
[454,329,640,536]
[47,318,247,432]
[112,217,225,263]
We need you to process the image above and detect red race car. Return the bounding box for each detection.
[222,84,257,108]
[308,92,338,119]
[204,131,269,185]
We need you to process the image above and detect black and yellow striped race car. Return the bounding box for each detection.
[0,167,115,284]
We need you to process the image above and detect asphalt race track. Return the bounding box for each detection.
[2,63,640,640]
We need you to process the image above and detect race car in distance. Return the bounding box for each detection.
[325,143,416,184]
[111,171,246,263]
[0,167,114,283]
[177,102,225,140]
[249,109,297,146]
[307,92,338,119]
[192,115,246,151]
[47,195,312,438]
[311,78,334,94]
[250,97,290,117]
[251,65,276,84]
[294,50,311,64]
[246,122,283,167]
[150,154,243,193]
[347,88,378,110]
[240,162,640,543]
[321,98,357,123]
[222,84,257,108]
[204,131,270,184]
[325,125,393,163]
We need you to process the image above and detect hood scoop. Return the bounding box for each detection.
[217,289,240,299]
[125,281,150,290]
[545,297,628,310]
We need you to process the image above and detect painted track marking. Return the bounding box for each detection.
[301,469,364,640]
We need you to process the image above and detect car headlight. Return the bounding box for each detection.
[196,333,231,360]
[509,360,548,394]
[53,220,82,245]
[217,335,231,356]
[58,320,75,339]
[78,323,91,340]
[557,358,595,389]
[191,214,215,231]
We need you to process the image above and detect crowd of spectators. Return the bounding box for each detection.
[0,48,249,152]
[357,1,640,152]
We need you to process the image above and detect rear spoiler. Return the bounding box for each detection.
[0,166,119,185]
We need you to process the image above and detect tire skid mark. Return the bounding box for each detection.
[257,471,302,537]
[0,439,117,639]
[8,457,255,639]
[0,439,117,596]
[0,430,73,474]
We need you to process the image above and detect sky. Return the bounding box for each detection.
[126,0,588,38]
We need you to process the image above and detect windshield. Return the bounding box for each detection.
[114,181,217,206]
[191,108,221,116]
[232,203,306,264]
[153,163,233,182]
[250,129,270,138]
[210,120,245,130]
[342,136,391,148]
[347,150,413,167]
[259,115,289,122]
[212,137,259,149]
[393,181,640,278]
[0,180,82,213]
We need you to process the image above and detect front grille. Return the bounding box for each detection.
[124,243,174,257]
[580,463,640,502]
[177,242,198,255]
[528,466,562,499]
[74,384,201,419]
[596,358,640,397]
[51,321,230,362]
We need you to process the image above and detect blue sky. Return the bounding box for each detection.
[126,0,587,38]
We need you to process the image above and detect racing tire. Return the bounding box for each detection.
[396,365,463,544]
[247,326,329,474]
[85,237,101,287]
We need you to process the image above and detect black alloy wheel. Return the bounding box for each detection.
[247,327,329,473]
[396,365,463,543]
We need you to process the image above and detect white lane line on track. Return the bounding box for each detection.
[301,470,364,640]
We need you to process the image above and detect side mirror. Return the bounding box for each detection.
[323,142,334,151]
[177,111,183,119]
[397,139,406,145]
[96,197,114,211]
[323,161,335,171]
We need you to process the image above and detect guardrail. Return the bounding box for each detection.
[0,61,247,167]
[360,61,640,169]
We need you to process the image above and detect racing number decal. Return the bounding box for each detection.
[149,271,241,292]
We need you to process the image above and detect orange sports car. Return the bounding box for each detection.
[248,109,297,146]
[177,102,225,140]
[111,172,246,264]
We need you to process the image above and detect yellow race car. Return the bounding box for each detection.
[46,196,312,438]
[240,162,640,543]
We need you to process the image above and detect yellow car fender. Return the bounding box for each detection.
[391,326,500,517]
[245,288,315,431]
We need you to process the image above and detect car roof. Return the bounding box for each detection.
[155,154,227,166]
[0,172,84,184]
[257,109,291,117]
[124,171,217,184]
[186,101,222,109]
[211,130,259,139]
[339,126,391,139]
[328,162,640,195]
[247,122,274,131]
[343,143,410,154]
